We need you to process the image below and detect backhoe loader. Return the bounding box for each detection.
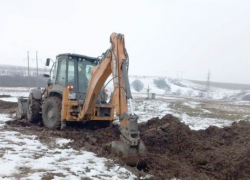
[17,33,146,166]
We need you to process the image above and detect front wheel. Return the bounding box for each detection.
[42,96,62,129]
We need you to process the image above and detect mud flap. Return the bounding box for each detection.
[16,97,28,120]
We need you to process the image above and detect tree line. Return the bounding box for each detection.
[0,75,48,87]
[0,64,49,76]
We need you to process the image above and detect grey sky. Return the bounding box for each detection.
[0,0,250,84]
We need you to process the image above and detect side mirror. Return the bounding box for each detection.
[46,58,50,66]
[43,74,50,78]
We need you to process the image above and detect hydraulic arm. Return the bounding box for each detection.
[78,33,146,166]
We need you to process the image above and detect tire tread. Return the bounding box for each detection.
[42,96,62,129]
[27,93,42,123]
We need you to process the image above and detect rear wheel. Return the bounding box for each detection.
[16,99,24,120]
[16,106,23,120]
[42,96,62,129]
[27,93,42,123]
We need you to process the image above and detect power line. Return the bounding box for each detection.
[36,51,38,87]
[27,51,30,90]
[206,69,211,97]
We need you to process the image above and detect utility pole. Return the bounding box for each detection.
[206,70,211,97]
[147,85,151,99]
[27,51,30,90]
[36,51,38,87]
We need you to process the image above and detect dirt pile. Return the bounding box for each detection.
[140,114,250,180]
[0,99,17,114]
[0,100,16,109]
[5,114,250,180]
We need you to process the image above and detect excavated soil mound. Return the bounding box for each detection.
[5,114,250,180]
[0,100,17,109]
[0,99,17,114]
[140,114,250,180]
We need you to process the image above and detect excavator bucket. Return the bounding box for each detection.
[112,139,147,167]
[16,97,28,120]
[111,115,147,167]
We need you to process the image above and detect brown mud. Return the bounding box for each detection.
[3,113,250,180]
[0,99,17,114]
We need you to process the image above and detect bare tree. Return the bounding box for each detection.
[132,79,144,92]
[198,91,205,98]
[154,78,171,90]
[174,89,182,96]
[187,90,194,97]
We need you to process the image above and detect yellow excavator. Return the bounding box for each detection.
[17,33,146,166]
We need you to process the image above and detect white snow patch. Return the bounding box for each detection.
[132,97,241,131]
[0,114,136,179]
[179,113,236,130]
[183,101,200,109]
[55,138,73,147]
[0,97,18,102]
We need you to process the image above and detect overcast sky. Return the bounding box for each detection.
[0,0,250,84]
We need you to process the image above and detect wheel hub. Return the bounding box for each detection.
[48,110,55,118]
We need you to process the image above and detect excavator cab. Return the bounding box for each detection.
[47,54,98,101]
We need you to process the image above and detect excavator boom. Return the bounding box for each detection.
[79,33,146,166]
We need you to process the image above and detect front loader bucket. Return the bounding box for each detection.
[16,97,28,120]
[111,139,147,167]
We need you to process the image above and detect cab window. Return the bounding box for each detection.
[78,60,94,93]
[57,58,67,86]
[51,61,58,84]
[67,60,75,86]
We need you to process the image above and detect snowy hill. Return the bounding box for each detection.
[126,76,249,100]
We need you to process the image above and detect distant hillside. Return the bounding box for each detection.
[0,64,49,87]
[0,64,49,76]
[0,75,47,87]
[189,80,250,90]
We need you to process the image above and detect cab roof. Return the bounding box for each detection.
[56,53,98,61]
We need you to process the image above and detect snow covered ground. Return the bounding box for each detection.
[132,98,250,130]
[0,87,30,98]
[0,114,136,180]
[0,97,19,102]
[0,80,250,179]
[128,76,247,100]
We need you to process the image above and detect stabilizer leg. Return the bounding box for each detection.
[16,97,28,120]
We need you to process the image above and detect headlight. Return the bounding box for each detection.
[69,92,76,99]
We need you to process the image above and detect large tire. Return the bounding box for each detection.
[27,93,42,123]
[42,96,62,129]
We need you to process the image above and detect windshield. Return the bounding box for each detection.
[78,60,95,93]
[67,59,75,86]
